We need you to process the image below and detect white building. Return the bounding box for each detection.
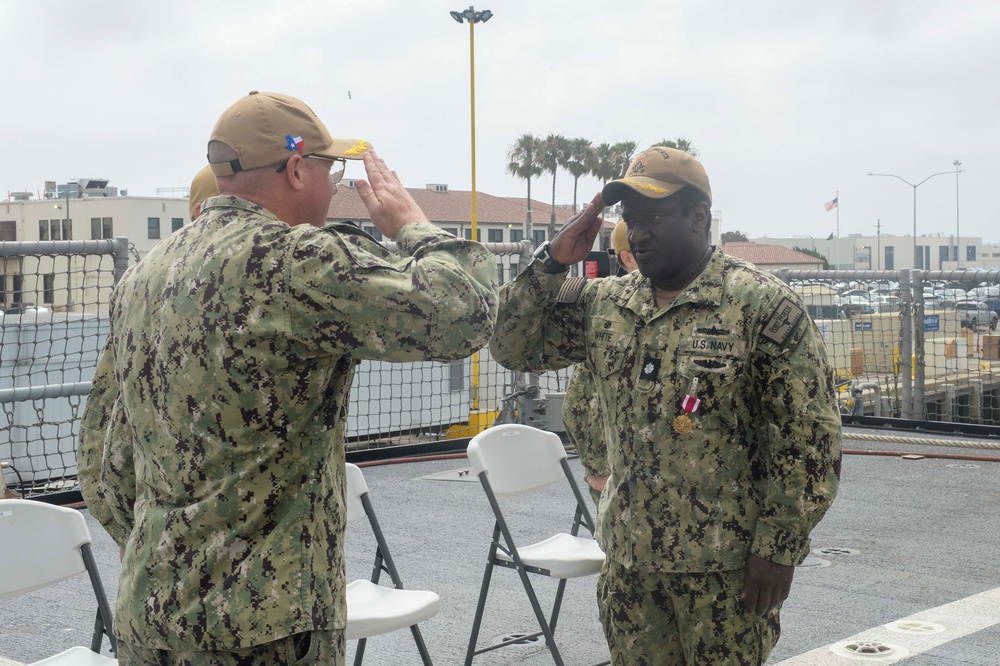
[749,233,1000,272]
[1,181,190,313]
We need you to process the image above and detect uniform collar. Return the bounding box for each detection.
[200,195,277,220]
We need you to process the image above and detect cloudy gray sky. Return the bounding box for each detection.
[2,1,998,243]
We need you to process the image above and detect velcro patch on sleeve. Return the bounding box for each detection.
[557,277,587,304]
[761,297,805,346]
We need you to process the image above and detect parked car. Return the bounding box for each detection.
[982,297,1000,317]
[956,300,998,331]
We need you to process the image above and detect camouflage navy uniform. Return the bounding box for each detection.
[562,366,610,507]
[490,248,841,665]
[78,195,498,660]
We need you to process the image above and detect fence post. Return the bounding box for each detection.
[113,237,130,284]
[912,270,926,421]
[899,269,913,419]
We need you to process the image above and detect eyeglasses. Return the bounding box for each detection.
[276,154,347,183]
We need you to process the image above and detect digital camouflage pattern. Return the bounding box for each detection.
[117,629,344,665]
[78,194,498,652]
[490,248,841,573]
[562,365,610,507]
[598,559,778,665]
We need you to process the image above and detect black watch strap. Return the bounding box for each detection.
[532,241,569,273]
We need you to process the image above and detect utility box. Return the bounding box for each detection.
[983,335,1000,361]
[544,391,566,433]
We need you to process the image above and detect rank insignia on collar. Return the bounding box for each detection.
[640,354,661,380]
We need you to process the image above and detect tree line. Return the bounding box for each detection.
[506,134,697,235]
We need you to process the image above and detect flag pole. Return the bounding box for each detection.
[836,190,840,269]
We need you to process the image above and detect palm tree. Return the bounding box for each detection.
[506,134,543,242]
[589,142,620,187]
[653,137,699,157]
[612,140,639,177]
[563,138,594,213]
[540,133,566,237]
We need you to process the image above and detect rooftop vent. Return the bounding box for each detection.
[9,192,33,201]
[343,179,357,189]
[427,183,448,193]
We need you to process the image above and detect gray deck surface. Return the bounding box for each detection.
[2,425,999,665]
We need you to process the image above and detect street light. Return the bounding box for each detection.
[449,5,492,243]
[450,6,492,421]
[953,160,963,267]
[868,169,953,269]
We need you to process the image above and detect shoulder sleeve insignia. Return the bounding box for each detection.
[761,297,805,346]
[556,277,587,304]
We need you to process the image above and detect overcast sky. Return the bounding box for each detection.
[2,1,998,243]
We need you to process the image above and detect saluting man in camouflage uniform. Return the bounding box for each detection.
[563,220,638,507]
[78,91,498,665]
[490,147,840,665]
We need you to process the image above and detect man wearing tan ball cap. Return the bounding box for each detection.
[187,164,219,220]
[491,145,840,664]
[79,90,499,665]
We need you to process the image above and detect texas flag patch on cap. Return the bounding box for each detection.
[285,135,304,153]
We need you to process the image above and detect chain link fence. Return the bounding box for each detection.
[5,238,999,500]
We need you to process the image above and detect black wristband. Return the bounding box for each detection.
[532,241,569,274]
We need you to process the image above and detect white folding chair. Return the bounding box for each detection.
[0,499,118,665]
[345,463,440,666]
[464,424,606,666]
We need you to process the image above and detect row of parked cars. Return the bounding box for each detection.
[795,280,1000,329]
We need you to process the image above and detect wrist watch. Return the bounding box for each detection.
[532,241,569,273]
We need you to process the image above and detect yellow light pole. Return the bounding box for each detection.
[450,5,492,429]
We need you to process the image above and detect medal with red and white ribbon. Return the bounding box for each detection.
[673,377,701,435]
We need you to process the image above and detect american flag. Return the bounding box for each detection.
[824,197,838,212]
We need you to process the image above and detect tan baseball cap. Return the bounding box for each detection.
[601,146,712,207]
[208,91,372,177]
[188,165,219,219]
[609,220,629,256]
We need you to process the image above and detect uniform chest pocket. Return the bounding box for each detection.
[589,316,633,379]
[591,343,627,378]
[676,352,746,427]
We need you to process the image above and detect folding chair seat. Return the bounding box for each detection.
[344,463,440,666]
[0,499,118,665]
[464,424,607,666]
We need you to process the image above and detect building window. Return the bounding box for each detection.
[92,217,114,239]
[510,229,524,243]
[939,245,950,268]
[362,225,384,241]
[39,221,49,240]
[442,227,458,237]
[0,220,15,241]
[43,274,55,304]
[884,246,894,271]
[148,217,160,239]
[0,275,6,306]
[50,220,61,241]
[12,275,23,308]
[449,359,466,392]
[967,246,976,262]
[171,218,183,232]
[62,219,72,240]
[487,229,503,243]
[532,230,546,248]
[463,228,481,241]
